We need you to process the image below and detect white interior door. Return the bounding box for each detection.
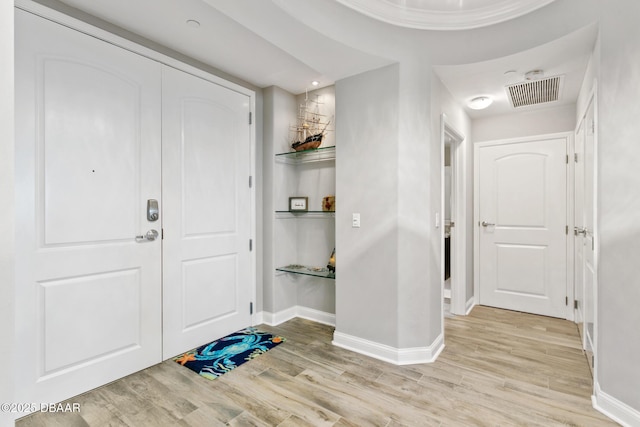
[15,10,162,405]
[477,136,568,318]
[575,98,596,370]
[574,119,586,341]
[162,66,253,359]
[583,101,596,359]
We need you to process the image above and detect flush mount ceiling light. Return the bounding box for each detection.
[468,96,493,110]
[186,19,200,28]
[311,81,319,86]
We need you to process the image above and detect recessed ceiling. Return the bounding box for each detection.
[434,23,598,118]
[335,0,557,30]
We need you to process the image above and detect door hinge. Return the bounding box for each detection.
[565,296,568,306]
[249,112,252,125]
[566,154,569,164]
[249,239,253,251]
[250,302,253,315]
[161,228,164,240]
[591,120,595,134]
[574,153,578,163]
[574,299,579,309]
[566,225,569,235]
[249,176,253,188]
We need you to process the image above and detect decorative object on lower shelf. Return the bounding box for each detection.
[322,196,335,212]
[289,196,308,212]
[327,248,335,273]
[283,264,306,269]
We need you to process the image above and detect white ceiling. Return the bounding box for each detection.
[335,0,557,30]
[56,0,597,119]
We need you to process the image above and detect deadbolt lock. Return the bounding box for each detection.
[147,199,159,222]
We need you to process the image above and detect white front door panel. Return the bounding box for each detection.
[162,66,252,359]
[15,10,162,405]
[478,137,568,318]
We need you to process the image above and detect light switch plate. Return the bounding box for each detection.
[352,213,361,228]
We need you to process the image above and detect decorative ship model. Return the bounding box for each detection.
[290,91,332,152]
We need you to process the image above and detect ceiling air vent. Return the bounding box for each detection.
[506,75,564,108]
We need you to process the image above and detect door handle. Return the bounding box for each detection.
[481,221,495,227]
[136,229,159,242]
[574,227,587,236]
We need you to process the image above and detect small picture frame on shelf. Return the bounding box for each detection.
[289,197,308,212]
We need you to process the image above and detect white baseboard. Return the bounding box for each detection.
[256,306,335,327]
[296,306,336,326]
[465,298,476,315]
[593,381,640,426]
[332,331,444,366]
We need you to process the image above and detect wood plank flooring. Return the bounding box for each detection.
[17,306,617,426]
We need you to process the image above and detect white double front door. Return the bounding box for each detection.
[15,9,252,406]
[476,135,568,318]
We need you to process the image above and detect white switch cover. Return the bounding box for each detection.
[352,213,361,228]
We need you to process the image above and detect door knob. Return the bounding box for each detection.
[135,229,159,242]
[481,221,495,227]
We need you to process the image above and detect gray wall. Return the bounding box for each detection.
[336,64,400,346]
[335,62,443,350]
[597,0,640,411]
[398,63,440,347]
[472,104,577,142]
[262,86,298,314]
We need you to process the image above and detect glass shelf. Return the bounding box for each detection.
[275,210,335,213]
[275,146,335,164]
[276,265,335,280]
[275,211,335,219]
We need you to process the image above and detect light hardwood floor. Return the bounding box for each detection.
[17,306,617,426]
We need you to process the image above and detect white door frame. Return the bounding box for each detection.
[473,132,574,320]
[440,114,467,316]
[0,2,16,424]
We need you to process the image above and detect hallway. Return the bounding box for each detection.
[17,307,614,426]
